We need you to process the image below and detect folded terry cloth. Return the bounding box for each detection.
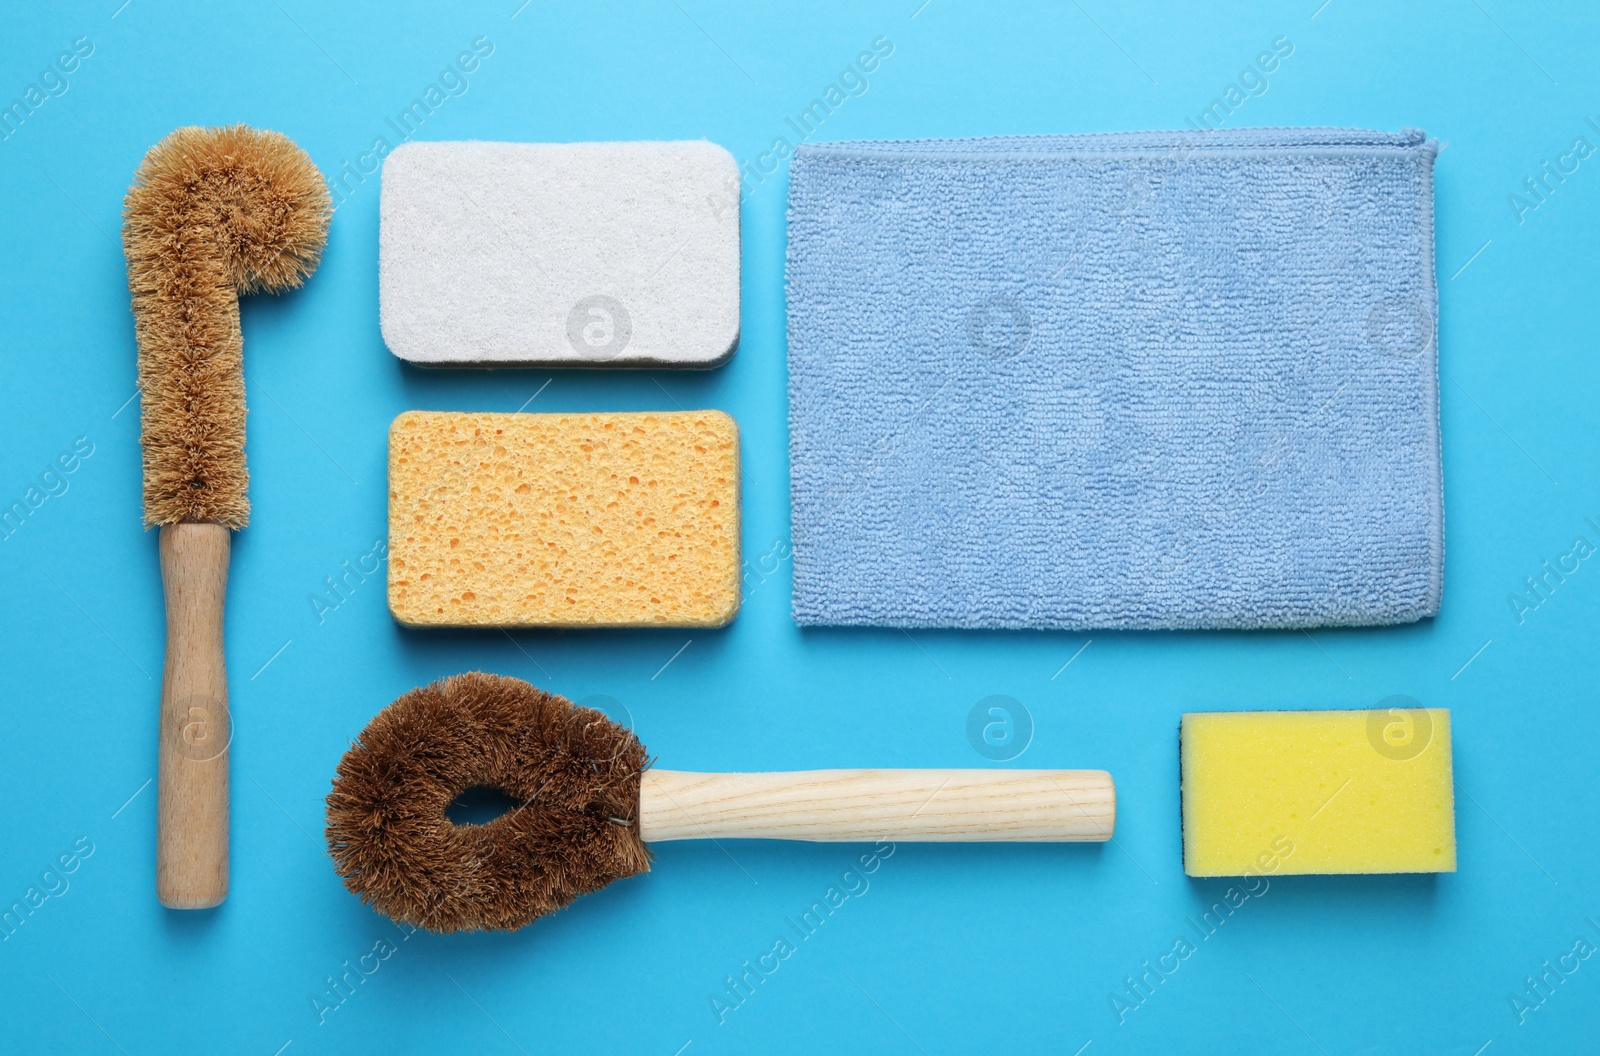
[786,128,1442,630]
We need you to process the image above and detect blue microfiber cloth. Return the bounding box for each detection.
[786,128,1442,630]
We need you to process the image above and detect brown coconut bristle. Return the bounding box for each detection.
[123,125,330,528]
[325,673,652,933]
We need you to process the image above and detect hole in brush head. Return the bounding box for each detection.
[446,785,521,826]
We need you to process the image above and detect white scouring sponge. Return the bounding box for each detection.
[379,140,740,368]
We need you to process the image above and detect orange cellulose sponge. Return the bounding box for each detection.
[388,410,740,628]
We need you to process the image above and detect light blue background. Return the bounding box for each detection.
[2,1,1597,1053]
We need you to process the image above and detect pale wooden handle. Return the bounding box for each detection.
[638,769,1114,842]
[157,523,231,908]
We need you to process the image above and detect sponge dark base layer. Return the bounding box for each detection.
[396,336,739,371]
[325,673,650,933]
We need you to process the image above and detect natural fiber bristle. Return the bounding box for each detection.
[124,125,330,528]
[325,673,651,933]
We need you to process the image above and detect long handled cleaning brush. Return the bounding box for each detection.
[124,125,330,908]
[326,673,1115,933]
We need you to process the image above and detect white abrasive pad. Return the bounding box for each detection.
[379,140,740,368]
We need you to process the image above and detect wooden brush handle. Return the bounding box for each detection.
[638,769,1115,842]
[157,522,231,908]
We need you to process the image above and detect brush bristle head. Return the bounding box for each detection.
[325,673,651,933]
[124,125,330,528]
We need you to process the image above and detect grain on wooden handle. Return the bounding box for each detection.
[638,769,1115,842]
[157,522,231,908]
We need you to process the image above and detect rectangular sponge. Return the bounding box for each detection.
[1181,709,1455,876]
[388,410,740,628]
[379,141,740,368]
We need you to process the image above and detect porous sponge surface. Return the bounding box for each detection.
[1181,709,1455,876]
[389,410,740,627]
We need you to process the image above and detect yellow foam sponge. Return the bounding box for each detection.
[1181,708,1455,876]
[388,410,740,627]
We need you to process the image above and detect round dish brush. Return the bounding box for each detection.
[124,125,330,908]
[326,673,1115,933]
